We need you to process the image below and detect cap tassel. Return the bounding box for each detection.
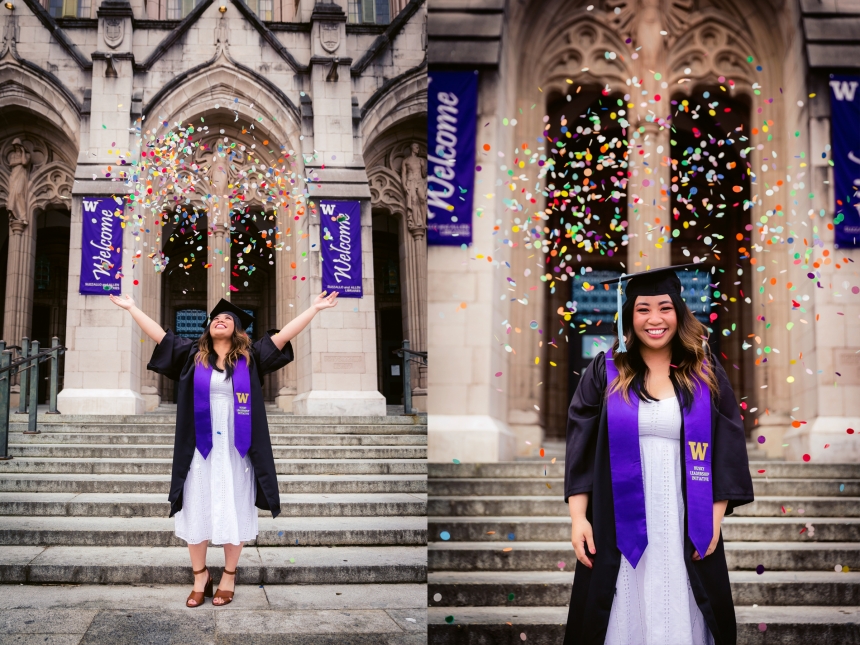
[616,278,627,353]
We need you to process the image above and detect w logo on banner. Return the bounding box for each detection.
[236,392,249,403]
[688,442,709,460]
[830,80,859,102]
[320,203,337,216]
[83,200,98,212]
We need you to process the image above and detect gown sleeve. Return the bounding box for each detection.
[146,329,195,381]
[251,330,295,377]
[711,361,755,515]
[564,352,606,502]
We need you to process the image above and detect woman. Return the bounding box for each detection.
[563,265,754,645]
[110,292,339,607]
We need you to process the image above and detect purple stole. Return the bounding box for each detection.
[605,350,713,567]
[193,355,253,459]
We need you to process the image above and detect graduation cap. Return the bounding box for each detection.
[204,298,255,332]
[598,263,703,353]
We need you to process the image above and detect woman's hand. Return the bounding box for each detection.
[571,516,596,569]
[692,534,720,561]
[313,291,339,311]
[692,499,728,561]
[109,294,136,311]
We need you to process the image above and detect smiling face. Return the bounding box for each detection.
[631,294,678,351]
[209,313,236,340]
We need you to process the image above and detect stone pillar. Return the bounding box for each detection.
[208,223,230,312]
[428,69,517,461]
[138,201,161,411]
[57,0,143,415]
[627,0,671,270]
[275,207,298,412]
[626,121,672,269]
[291,2,385,416]
[2,219,36,346]
[400,218,427,410]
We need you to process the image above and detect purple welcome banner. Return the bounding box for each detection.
[321,200,363,298]
[428,70,477,246]
[79,196,123,295]
[830,74,860,248]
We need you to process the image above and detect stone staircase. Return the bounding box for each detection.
[427,460,860,645]
[0,407,427,644]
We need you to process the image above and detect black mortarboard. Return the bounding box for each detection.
[204,298,255,332]
[598,263,703,352]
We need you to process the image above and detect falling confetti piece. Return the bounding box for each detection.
[756,565,765,575]
[440,531,451,541]
[434,593,442,602]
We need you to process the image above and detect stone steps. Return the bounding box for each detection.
[0,473,427,494]
[0,545,426,585]
[0,516,427,547]
[427,571,860,606]
[428,541,860,572]
[10,413,424,426]
[0,458,427,475]
[7,443,428,460]
[0,583,426,643]
[10,432,428,446]
[429,477,860,497]
[428,461,860,479]
[1,412,428,613]
[10,423,428,435]
[429,495,860,517]
[428,516,860,542]
[426,606,860,645]
[427,459,859,643]
[0,492,427,517]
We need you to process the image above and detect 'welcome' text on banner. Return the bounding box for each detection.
[79,196,124,295]
[830,74,860,248]
[428,70,477,246]
[320,200,363,298]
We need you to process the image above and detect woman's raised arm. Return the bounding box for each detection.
[269,291,339,350]
[109,295,167,344]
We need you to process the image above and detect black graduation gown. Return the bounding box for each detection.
[563,352,755,645]
[147,329,294,519]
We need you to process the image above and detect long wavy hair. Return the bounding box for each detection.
[194,317,251,378]
[607,292,719,409]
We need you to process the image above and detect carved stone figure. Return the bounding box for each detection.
[6,138,31,224]
[207,150,230,207]
[401,142,426,238]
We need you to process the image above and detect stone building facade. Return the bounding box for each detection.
[0,0,427,415]
[428,0,860,463]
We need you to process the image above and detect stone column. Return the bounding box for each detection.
[57,0,143,414]
[291,2,385,416]
[138,201,161,411]
[275,206,298,412]
[626,120,672,269]
[400,217,427,410]
[208,223,230,312]
[627,0,671,270]
[2,219,36,346]
[428,69,517,461]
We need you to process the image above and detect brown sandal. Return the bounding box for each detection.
[213,568,237,606]
[186,566,213,608]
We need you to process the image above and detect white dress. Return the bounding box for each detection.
[173,367,259,545]
[605,397,713,645]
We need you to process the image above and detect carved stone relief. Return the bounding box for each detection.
[0,135,73,225]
